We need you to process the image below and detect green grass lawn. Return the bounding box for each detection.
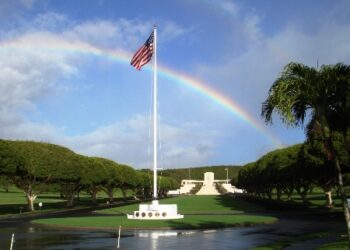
[33,214,277,229]
[250,232,348,250]
[32,195,276,229]
[0,187,65,205]
[0,190,66,215]
[249,232,331,250]
[316,239,348,249]
[99,195,264,215]
[269,187,346,211]
[0,188,133,216]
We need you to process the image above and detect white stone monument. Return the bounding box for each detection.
[168,171,244,195]
[127,200,183,220]
[196,172,220,195]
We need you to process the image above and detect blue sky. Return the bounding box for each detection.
[0,0,349,169]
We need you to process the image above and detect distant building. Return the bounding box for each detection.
[168,172,244,196]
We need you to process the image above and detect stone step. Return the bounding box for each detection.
[196,184,220,195]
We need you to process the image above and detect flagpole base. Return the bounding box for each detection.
[127,200,184,220]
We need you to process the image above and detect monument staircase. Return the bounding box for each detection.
[196,183,220,195]
[215,183,228,195]
[189,183,203,195]
[168,172,244,196]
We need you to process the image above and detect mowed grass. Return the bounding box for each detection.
[99,195,264,215]
[0,190,64,205]
[269,187,348,211]
[33,195,276,229]
[33,214,276,230]
[316,239,348,250]
[0,190,66,215]
[0,188,133,215]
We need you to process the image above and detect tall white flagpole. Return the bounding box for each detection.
[128,26,183,220]
[153,25,158,200]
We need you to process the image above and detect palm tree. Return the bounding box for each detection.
[262,62,350,244]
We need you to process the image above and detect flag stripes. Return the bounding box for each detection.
[130,31,154,70]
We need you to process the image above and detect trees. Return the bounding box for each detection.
[158,176,179,198]
[5,141,59,211]
[262,62,350,244]
[118,164,138,201]
[81,157,108,204]
[0,176,11,192]
[0,140,21,193]
[99,158,122,203]
[46,148,85,208]
[98,159,139,202]
[136,171,153,199]
[0,139,181,210]
[237,145,303,201]
[0,140,83,210]
[301,134,337,207]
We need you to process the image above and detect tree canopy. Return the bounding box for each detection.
[261,62,350,245]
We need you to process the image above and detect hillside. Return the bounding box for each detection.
[159,165,241,185]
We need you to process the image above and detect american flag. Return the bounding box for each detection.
[130,31,154,70]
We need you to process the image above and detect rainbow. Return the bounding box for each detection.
[0,36,282,146]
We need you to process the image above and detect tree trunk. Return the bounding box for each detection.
[276,189,282,201]
[283,188,293,201]
[267,191,272,200]
[91,189,98,204]
[296,187,309,204]
[62,185,76,207]
[323,124,350,247]
[25,192,37,211]
[333,154,350,247]
[325,191,333,207]
[300,192,307,204]
[121,188,127,202]
[66,195,74,207]
[106,188,114,203]
[24,185,37,211]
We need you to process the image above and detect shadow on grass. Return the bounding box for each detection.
[236,195,345,216]
[0,195,136,216]
[213,194,265,213]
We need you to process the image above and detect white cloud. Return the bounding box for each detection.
[0,35,78,124]
[61,115,216,168]
[19,0,35,9]
[63,18,189,49]
[0,13,188,110]
[159,21,190,42]
[0,112,217,168]
[33,12,70,30]
[0,12,198,168]
[61,19,144,49]
[242,14,263,46]
[207,0,239,17]
[29,14,190,50]
[195,13,350,118]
